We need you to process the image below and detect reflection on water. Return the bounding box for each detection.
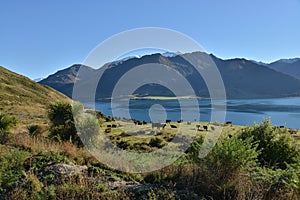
[84,97,300,129]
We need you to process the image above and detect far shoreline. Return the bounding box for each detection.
[95,96,300,101]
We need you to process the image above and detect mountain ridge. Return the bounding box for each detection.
[267,58,300,80]
[39,52,300,99]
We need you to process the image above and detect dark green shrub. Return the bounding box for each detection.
[48,102,73,127]
[27,124,42,137]
[48,102,82,146]
[149,137,164,148]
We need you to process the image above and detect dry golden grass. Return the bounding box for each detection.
[0,66,71,125]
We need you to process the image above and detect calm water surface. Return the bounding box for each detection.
[84,97,300,129]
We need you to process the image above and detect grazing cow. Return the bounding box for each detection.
[152,123,159,129]
[107,124,112,128]
[162,124,167,129]
[170,125,177,128]
[137,122,143,125]
[142,121,147,125]
[228,134,233,138]
[112,124,117,128]
[280,125,285,128]
[133,120,142,125]
[203,125,208,131]
[166,120,171,123]
[288,129,297,134]
[152,123,165,129]
[177,120,183,123]
[105,128,111,133]
[225,121,232,125]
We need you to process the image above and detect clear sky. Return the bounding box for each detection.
[1,0,300,79]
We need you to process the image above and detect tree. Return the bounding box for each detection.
[48,102,82,146]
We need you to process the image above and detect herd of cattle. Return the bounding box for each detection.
[104,119,234,133]
[103,119,297,136]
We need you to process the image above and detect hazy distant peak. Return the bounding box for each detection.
[33,77,44,82]
[162,51,183,57]
[274,58,300,64]
[250,60,268,66]
[111,55,141,65]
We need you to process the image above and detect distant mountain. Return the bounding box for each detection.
[267,58,300,79]
[39,53,300,100]
[33,77,44,82]
[39,64,95,99]
[0,66,70,124]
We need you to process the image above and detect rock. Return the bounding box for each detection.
[42,163,87,184]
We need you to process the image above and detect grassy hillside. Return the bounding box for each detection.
[0,66,70,124]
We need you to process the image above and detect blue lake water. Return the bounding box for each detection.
[84,97,300,129]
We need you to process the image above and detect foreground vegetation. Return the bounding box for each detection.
[0,102,299,199]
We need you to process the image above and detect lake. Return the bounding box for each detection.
[84,97,300,129]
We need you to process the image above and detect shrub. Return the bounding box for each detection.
[27,124,42,137]
[149,137,164,148]
[239,119,300,169]
[0,148,31,193]
[76,114,100,145]
[48,102,82,146]
[197,136,260,198]
[0,112,17,135]
[185,136,204,161]
[251,164,300,199]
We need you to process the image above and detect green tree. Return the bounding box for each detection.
[48,102,82,146]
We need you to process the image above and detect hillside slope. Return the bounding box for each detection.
[0,66,70,124]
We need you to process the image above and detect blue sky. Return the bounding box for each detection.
[1,0,300,79]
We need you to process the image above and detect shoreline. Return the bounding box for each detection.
[95,96,300,101]
[96,95,208,101]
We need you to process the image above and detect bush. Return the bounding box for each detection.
[27,125,42,137]
[149,137,164,148]
[76,114,100,146]
[251,165,300,199]
[239,119,300,169]
[0,112,17,135]
[48,102,82,146]
[209,136,259,170]
[185,136,204,161]
[199,136,260,198]
[0,148,31,193]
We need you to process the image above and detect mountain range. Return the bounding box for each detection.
[39,52,300,100]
